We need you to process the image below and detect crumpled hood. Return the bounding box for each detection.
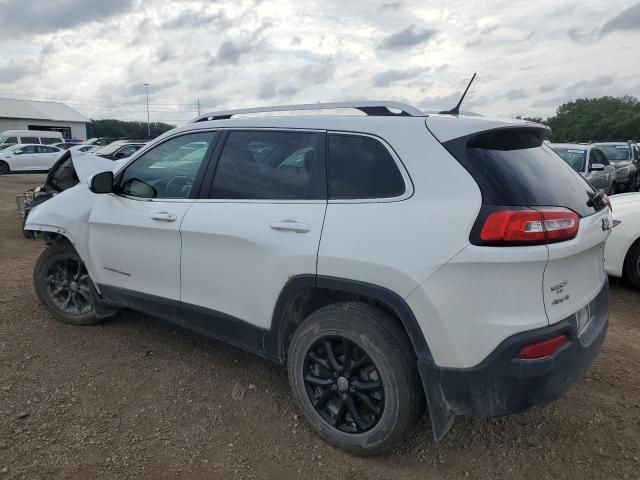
[70,151,116,182]
[43,151,116,193]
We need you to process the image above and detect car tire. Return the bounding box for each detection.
[0,160,9,175]
[33,242,103,325]
[624,239,640,291]
[287,302,424,456]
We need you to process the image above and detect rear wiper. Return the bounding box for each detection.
[586,189,605,209]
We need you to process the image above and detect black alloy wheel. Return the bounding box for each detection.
[303,336,385,433]
[45,257,93,315]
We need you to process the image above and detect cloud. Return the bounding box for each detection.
[505,88,527,100]
[163,8,229,30]
[373,68,427,87]
[379,2,402,10]
[531,76,617,107]
[379,25,437,50]
[539,83,558,93]
[216,41,253,64]
[601,2,640,35]
[0,61,39,84]
[0,0,135,36]
[257,81,299,100]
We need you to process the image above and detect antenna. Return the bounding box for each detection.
[439,73,477,115]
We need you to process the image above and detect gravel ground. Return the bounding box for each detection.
[0,173,639,479]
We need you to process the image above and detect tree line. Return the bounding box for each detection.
[86,119,175,140]
[520,95,640,143]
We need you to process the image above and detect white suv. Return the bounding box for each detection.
[25,102,612,455]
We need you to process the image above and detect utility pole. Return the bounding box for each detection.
[197,98,201,116]
[144,83,150,139]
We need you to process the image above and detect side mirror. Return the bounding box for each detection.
[590,163,605,172]
[90,171,114,194]
[14,149,23,155]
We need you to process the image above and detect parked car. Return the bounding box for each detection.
[82,137,119,147]
[24,101,612,455]
[550,143,616,194]
[593,142,640,191]
[94,141,147,160]
[0,143,64,174]
[604,192,640,289]
[68,144,100,153]
[52,142,81,150]
[0,130,64,150]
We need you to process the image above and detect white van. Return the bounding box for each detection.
[0,130,64,150]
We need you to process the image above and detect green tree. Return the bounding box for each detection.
[86,119,175,139]
[543,96,640,143]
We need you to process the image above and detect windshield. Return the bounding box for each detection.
[596,144,631,162]
[551,147,586,172]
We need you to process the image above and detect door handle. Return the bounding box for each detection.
[151,212,177,222]
[270,220,311,233]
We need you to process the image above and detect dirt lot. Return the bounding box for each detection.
[0,173,639,479]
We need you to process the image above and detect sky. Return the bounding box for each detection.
[0,0,639,125]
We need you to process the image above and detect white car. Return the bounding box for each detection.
[68,144,100,153]
[605,192,640,289]
[25,101,612,455]
[0,143,64,174]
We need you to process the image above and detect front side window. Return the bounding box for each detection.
[210,130,321,200]
[119,131,216,199]
[328,134,405,199]
[18,145,37,154]
[0,136,17,145]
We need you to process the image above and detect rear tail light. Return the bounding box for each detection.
[516,334,568,360]
[480,208,579,245]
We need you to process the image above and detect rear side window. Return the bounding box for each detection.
[445,129,600,217]
[210,130,322,200]
[328,134,405,199]
[21,137,40,144]
[40,138,59,145]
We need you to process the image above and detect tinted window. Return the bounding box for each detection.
[21,137,40,144]
[328,134,405,199]
[210,131,321,200]
[4,137,17,144]
[119,132,216,199]
[18,145,37,154]
[446,129,600,217]
[595,149,609,165]
[40,138,59,145]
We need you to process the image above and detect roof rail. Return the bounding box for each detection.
[190,101,424,123]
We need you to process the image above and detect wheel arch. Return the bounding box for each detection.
[269,275,433,364]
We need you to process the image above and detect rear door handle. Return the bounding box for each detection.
[270,220,311,233]
[151,212,177,222]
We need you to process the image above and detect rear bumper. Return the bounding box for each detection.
[420,280,608,439]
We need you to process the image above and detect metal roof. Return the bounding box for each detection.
[0,98,90,123]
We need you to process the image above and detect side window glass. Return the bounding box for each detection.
[588,149,597,167]
[21,146,37,154]
[21,137,40,144]
[210,131,320,200]
[597,150,609,165]
[119,131,216,199]
[328,134,405,199]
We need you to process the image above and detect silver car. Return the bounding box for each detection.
[550,143,616,194]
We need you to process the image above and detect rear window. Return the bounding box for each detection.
[444,129,599,217]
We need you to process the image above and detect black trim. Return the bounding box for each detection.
[313,276,432,361]
[420,280,608,440]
